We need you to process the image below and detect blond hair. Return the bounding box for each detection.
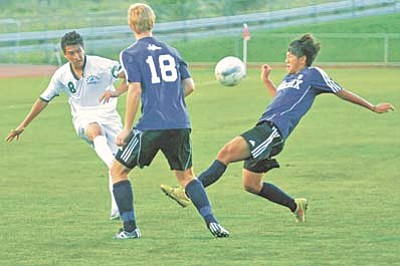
[128,3,156,34]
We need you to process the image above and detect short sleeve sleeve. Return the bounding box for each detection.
[312,67,343,94]
[120,51,141,83]
[178,59,191,80]
[39,73,61,102]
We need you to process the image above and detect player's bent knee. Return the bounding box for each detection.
[85,123,102,141]
[110,161,129,184]
[217,144,234,163]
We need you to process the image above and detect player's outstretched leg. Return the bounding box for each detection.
[160,184,191,207]
[262,184,308,223]
[160,160,227,207]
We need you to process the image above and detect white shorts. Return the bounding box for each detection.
[73,109,123,154]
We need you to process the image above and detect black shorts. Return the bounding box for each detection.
[115,128,192,171]
[241,121,284,173]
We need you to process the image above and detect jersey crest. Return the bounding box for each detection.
[147,44,162,51]
[277,74,304,91]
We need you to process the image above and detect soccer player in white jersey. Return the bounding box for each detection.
[5,31,128,220]
[110,3,229,239]
[161,33,395,223]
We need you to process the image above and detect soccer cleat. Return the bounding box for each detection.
[109,209,121,220]
[114,228,141,239]
[294,198,308,223]
[208,222,230,238]
[160,184,191,208]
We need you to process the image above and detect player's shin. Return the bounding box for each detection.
[197,160,227,188]
[257,182,296,212]
[184,179,217,224]
[113,180,137,231]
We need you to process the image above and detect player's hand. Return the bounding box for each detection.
[372,103,395,113]
[99,90,117,104]
[116,129,131,146]
[260,64,272,82]
[5,126,25,142]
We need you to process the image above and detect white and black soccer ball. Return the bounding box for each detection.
[214,56,246,87]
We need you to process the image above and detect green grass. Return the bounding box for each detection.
[0,66,399,266]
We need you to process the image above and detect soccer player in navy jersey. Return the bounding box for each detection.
[110,3,229,239]
[161,33,395,223]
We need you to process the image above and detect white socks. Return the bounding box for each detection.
[93,135,114,168]
[109,171,119,213]
[93,135,119,214]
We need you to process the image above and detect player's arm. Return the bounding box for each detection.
[182,77,195,97]
[116,82,142,146]
[260,64,277,97]
[99,71,129,103]
[5,98,49,142]
[336,89,394,113]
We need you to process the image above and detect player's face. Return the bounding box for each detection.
[64,44,85,69]
[285,51,306,74]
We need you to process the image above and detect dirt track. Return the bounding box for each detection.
[0,63,398,79]
[0,64,58,78]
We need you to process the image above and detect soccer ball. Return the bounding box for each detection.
[214,56,246,87]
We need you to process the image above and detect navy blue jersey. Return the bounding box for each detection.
[260,67,343,140]
[120,37,191,130]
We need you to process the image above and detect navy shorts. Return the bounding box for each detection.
[115,128,192,171]
[241,121,284,173]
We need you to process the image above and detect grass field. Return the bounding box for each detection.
[0,66,399,265]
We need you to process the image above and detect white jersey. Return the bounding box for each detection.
[40,55,123,147]
[40,55,121,119]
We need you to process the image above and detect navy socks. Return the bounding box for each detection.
[185,179,217,224]
[258,182,296,212]
[113,180,137,232]
[198,160,227,188]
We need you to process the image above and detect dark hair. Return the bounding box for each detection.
[288,33,321,66]
[60,31,84,53]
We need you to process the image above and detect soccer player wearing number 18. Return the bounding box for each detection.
[110,3,229,239]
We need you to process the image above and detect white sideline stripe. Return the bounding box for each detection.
[251,127,279,158]
[252,127,278,155]
[122,137,138,161]
[252,131,278,158]
[121,136,139,161]
[121,138,138,162]
[184,139,193,170]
